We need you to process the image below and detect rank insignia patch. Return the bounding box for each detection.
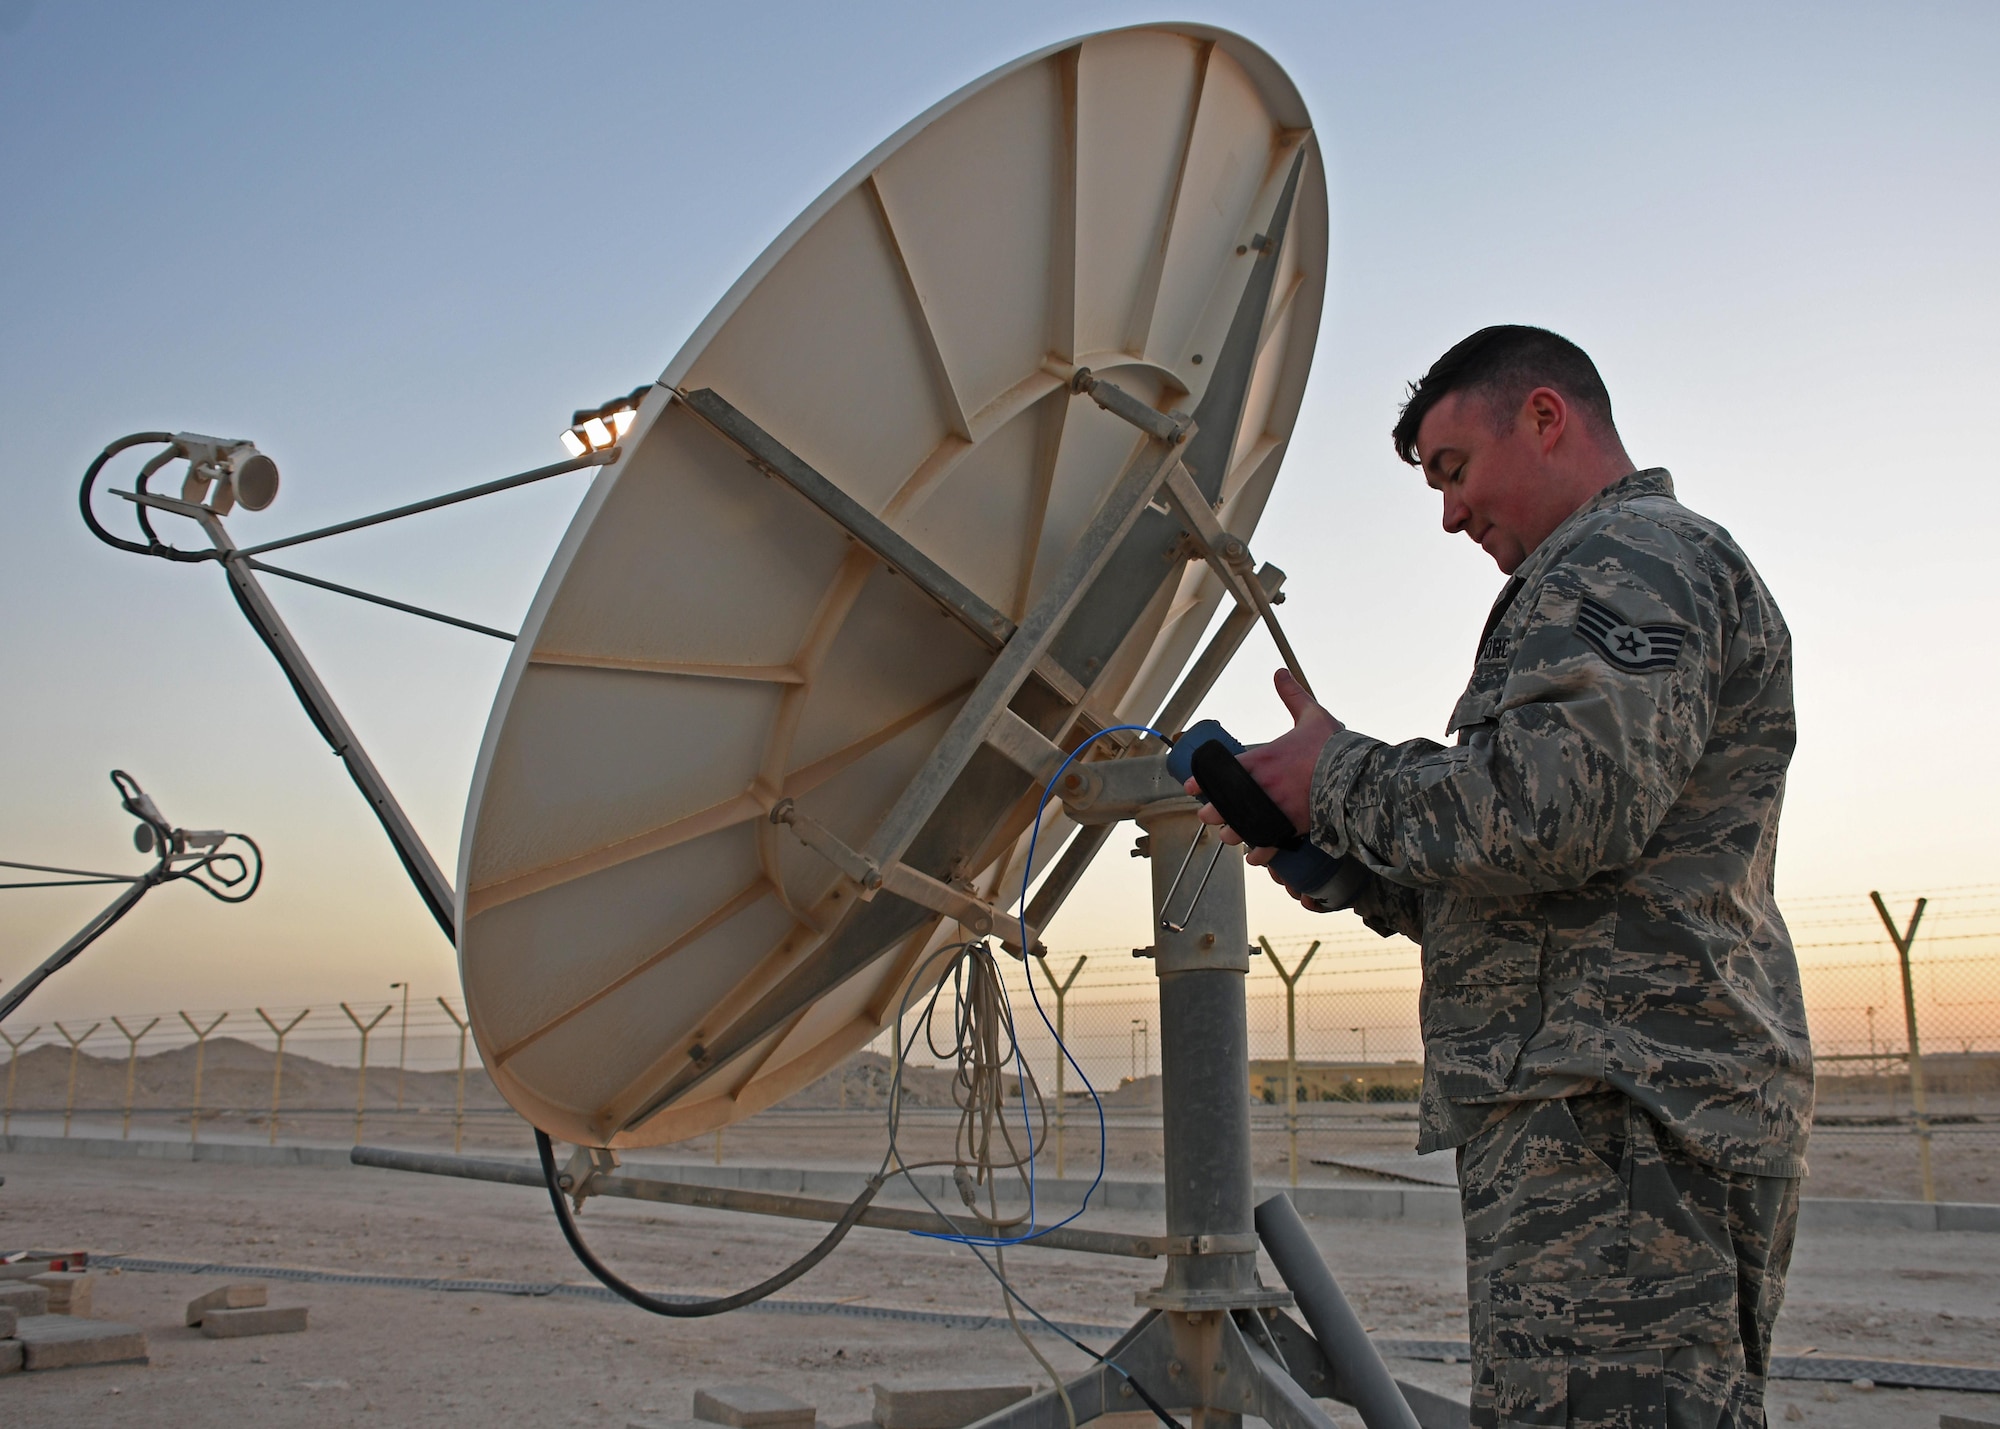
[1576,596,1687,672]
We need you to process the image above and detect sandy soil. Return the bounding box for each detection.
[1,1149,1997,1428]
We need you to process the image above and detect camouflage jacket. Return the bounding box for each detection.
[1309,470,1812,1175]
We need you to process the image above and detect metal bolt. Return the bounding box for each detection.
[1213,1362,1227,1377]
[1118,1384,1134,1399]
[1191,354,1203,365]
[1200,932,1216,949]
[1168,1360,1183,1377]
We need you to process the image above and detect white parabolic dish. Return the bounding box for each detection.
[457,23,1327,1148]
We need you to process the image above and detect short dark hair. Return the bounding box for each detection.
[1391,325,1615,466]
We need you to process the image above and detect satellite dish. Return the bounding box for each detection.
[457,23,1326,1148]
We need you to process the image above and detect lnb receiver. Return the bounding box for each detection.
[1166,719,1368,911]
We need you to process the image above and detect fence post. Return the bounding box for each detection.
[178,1011,226,1145]
[2,1025,39,1136]
[1035,954,1086,1177]
[1871,892,1935,1203]
[1260,937,1320,1187]
[54,1022,101,1137]
[256,1008,310,1147]
[390,982,410,1112]
[110,1016,159,1139]
[341,1002,391,1143]
[438,998,470,1154]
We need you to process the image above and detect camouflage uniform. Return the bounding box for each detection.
[1305,469,1811,1425]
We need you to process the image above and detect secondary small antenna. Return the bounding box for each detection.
[0,770,262,1023]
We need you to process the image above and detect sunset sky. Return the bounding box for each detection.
[2,2,1995,1050]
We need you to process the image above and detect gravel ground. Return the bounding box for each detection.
[1,1149,1997,1428]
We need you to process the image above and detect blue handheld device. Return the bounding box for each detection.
[1166,719,1366,909]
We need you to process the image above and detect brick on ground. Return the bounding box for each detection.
[186,1282,268,1326]
[0,1283,49,1316]
[0,1304,16,1339]
[0,1339,21,1374]
[28,1271,91,1316]
[201,1304,308,1339]
[872,1381,1033,1429]
[693,1383,817,1429]
[12,1315,148,1371]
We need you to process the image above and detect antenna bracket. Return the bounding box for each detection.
[1155,462,1316,701]
[770,800,1040,954]
[1069,369,1192,444]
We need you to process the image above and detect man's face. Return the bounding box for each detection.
[1415,388,1572,575]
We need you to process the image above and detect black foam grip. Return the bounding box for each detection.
[1188,740,1303,851]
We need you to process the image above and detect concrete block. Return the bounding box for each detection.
[694,1383,816,1428]
[201,1305,308,1338]
[186,1282,268,1326]
[1939,1416,2000,1429]
[0,1283,50,1316]
[871,1381,1032,1429]
[13,1315,148,1371]
[1937,1202,2000,1234]
[629,1420,711,1429]
[0,1305,16,1338]
[0,1338,21,1374]
[28,1272,91,1316]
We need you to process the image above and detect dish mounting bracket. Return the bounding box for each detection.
[769,799,1042,956]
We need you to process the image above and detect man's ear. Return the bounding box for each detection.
[1524,386,1568,454]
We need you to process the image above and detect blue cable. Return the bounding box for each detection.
[914,723,1166,1248]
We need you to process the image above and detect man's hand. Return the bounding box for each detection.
[1183,669,1342,870]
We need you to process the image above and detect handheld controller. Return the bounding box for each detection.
[1165,719,1367,910]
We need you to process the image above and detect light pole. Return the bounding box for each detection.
[390,982,410,1113]
[1349,1025,1367,1063]
[1130,1018,1149,1082]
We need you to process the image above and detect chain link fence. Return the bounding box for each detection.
[3,886,1995,1202]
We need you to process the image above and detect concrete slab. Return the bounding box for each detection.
[186,1282,268,1325]
[13,1314,148,1371]
[694,1383,817,1428]
[28,1271,91,1316]
[1939,1416,2000,1429]
[871,1380,1031,1429]
[0,1304,16,1338]
[628,1420,712,1429]
[0,1338,21,1374]
[201,1304,308,1338]
[0,1283,49,1316]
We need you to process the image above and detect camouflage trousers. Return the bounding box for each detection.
[1457,1090,1799,1428]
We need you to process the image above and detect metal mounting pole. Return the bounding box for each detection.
[961,765,1445,1429]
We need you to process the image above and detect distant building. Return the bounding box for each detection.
[1246,1058,1421,1104]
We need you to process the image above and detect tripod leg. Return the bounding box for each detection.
[1255,1193,1425,1429]
[1254,1309,1468,1429]
[962,1313,1178,1429]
